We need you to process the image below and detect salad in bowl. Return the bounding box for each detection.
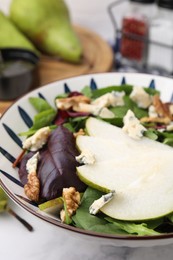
[1,72,173,247]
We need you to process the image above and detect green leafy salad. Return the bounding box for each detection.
[16,81,173,236]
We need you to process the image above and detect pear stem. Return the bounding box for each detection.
[8,207,34,232]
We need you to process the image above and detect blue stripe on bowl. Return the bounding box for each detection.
[18,106,33,128]
[38,92,46,100]
[64,83,71,93]
[90,78,98,90]
[2,123,22,148]
[149,79,155,89]
[0,147,16,164]
[0,169,24,187]
[121,76,126,85]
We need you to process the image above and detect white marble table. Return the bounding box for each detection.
[1,198,173,260]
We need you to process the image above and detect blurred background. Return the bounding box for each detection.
[0,0,173,103]
[0,0,115,43]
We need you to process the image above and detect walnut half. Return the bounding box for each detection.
[24,152,40,202]
[60,187,80,223]
[24,171,40,202]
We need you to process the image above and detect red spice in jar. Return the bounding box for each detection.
[121,17,148,61]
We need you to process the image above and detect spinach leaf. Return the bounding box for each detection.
[144,87,160,96]
[72,187,127,234]
[133,106,148,119]
[145,217,164,229]
[110,106,130,118]
[81,86,93,98]
[19,125,57,137]
[123,95,136,109]
[31,108,57,130]
[20,97,57,136]
[63,122,75,133]
[69,116,88,132]
[163,138,173,147]
[102,117,124,127]
[167,212,173,223]
[92,85,133,99]
[144,129,158,141]
[29,97,53,112]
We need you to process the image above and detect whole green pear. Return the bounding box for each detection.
[10,0,83,63]
[0,11,37,52]
[0,187,8,213]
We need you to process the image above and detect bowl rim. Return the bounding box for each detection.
[1,71,173,242]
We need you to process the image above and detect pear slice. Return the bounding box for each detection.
[77,117,173,221]
[38,197,63,216]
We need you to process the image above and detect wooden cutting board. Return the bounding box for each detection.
[0,26,114,115]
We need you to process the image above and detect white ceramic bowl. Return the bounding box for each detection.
[1,72,173,248]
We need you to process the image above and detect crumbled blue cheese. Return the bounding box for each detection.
[73,103,100,114]
[76,150,95,165]
[122,110,146,140]
[148,105,158,118]
[73,103,115,118]
[166,122,173,131]
[26,152,39,174]
[23,126,51,151]
[98,107,115,119]
[89,191,115,215]
[130,86,152,109]
[92,91,125,108]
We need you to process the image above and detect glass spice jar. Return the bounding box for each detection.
[148,0,173,76]
[120,0,156,69]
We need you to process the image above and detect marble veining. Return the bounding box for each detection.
[1,198,173,260]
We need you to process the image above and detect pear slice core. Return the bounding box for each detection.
[77,117,173,221]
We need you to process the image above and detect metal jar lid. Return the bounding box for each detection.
[130,0,156,4]
[157,0,173,9]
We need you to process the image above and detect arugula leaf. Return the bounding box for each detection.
[105,217,160,236]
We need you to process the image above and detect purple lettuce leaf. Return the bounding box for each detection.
[18,126,86,201]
